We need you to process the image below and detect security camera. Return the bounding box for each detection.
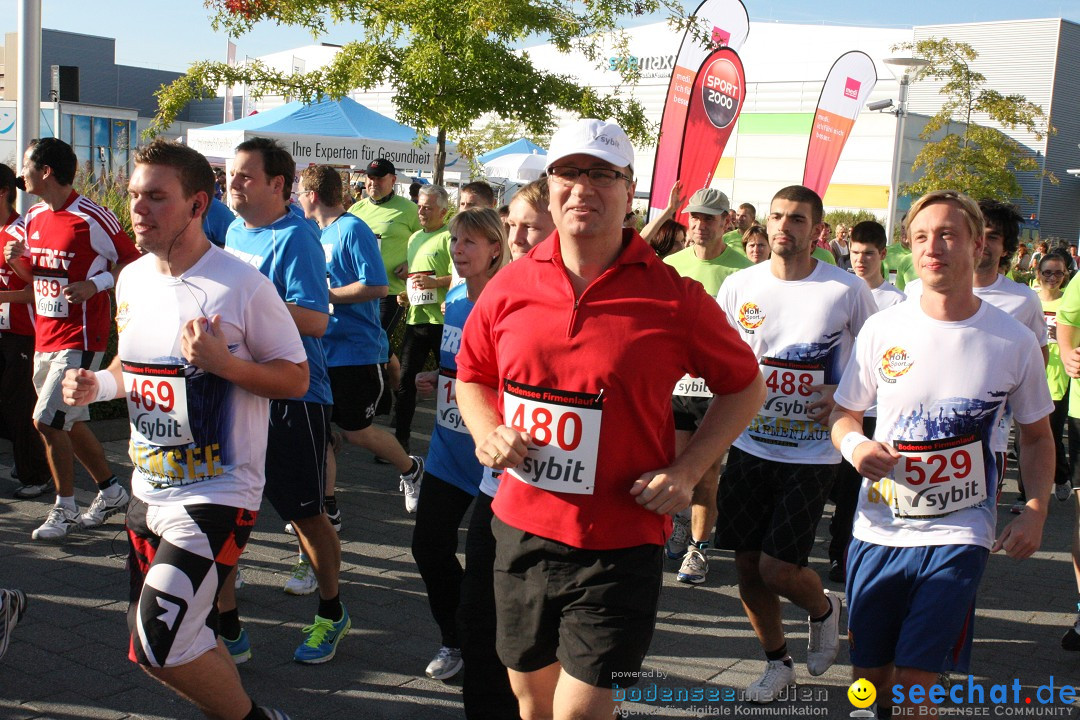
[867,99,895,112]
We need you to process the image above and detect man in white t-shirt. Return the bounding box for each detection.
[716,185,875,702]
[62,139,307,720]
[826,220,906,582]
[831,189,1053,717]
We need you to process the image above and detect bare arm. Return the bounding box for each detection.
[1059,322,1080,377]
[329,282,388,304]
[3,239,32,283]
[993,416,1053,559]
[456,379,530,469]
[830,403,900,481]
[0,287,35,304]
[629,374,766,515]
[639,179,684,244]
[287,303,329,338]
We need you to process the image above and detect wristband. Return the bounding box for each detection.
[90,273,115,293]
[840,432,871,465]
[93,370,119,403]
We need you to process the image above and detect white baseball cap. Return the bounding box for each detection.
[545,118,635,173]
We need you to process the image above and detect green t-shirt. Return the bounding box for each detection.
[1056,283,1080,416]
[348,193,421,295]
[723,229,745,255]
[1043,296,1067,401]
[813,246,836,265]
[664,244,752,296]
[405,226,451,325]
[882,244,912,290]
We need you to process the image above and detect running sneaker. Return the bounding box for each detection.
[745,658,795,703]
[78,486,130,527]
[0,588,27,661]
[285,510,341,536]
[827,559,845,583]
[399,455,425,513]
[665,512,690,560]
[294,607,351,664]
[1055,482,1074,502]
[425,645,464,680]
[13,482,49,499]
[258,709,292,720]
[32,505,80,540]
[223,628,251,664]
[676,547,708,585]
[1062,606,1080,651]
[234,567,246,590]
[806,590,841,676]
[283,559,317,596]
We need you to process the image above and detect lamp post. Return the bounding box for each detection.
[882,56,929,243]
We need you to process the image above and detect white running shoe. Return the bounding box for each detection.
[399,456,424,513]
[745,658,795,703]
[283,560,317,596]
[806,590,841,676]
[425,645,463,680]
[666,511,690,559]
[78,486,130,527]
[32,505,80,540]
[676,546,708,584]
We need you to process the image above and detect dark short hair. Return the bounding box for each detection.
[772,185,823,225]
[133,139,215,217]
[850,220,887,251]
[0,164,16,209]
[651,219,686,257]
[299,165,343,208]
[460,181,496,208]
[27,138,77,187]
[235,137,295,201]
[738,202,756,217]
[978,199,1023,261]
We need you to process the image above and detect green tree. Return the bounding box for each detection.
[455,118,553,176]
[153,0,708,184]
[894,38,1055,202]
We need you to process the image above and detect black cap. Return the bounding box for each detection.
[367,158,396,177]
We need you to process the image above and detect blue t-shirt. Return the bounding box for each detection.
[225,212,333,405]
[321,213,390,367]
[425,284,482,495]
[202,198,235,247]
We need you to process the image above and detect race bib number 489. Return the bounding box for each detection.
[889,433,986,517]
[34,271,69,318]
[503,379,602,495]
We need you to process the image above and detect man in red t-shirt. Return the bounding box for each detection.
[4,138,140,540]
[455,119,764,719]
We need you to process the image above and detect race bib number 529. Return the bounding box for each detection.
[503,379,603,495]
[889,433,986,517]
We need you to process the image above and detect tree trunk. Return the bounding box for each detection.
[434,126,446,186]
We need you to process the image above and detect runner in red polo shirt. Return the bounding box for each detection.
[455,118,764,719]
[4,138,140,540]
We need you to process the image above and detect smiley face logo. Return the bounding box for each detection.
[848,678,876,709]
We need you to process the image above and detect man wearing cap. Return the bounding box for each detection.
[661,188,752,585]
[455,118,763,719]
[347,159,421,402]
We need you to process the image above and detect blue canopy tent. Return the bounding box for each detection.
[187,96,460,176]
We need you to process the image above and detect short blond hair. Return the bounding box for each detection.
[904,190,984,242]
[448,208,508,278]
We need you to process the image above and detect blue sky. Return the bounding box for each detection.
[1,0,1078,72]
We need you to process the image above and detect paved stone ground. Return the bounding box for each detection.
[1,404,1079,719]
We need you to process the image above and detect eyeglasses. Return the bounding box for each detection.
[547,165,632,188]
[1041,270,1066,278]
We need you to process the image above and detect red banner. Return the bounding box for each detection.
[676,48,745,204]
[648,0,749,220]
[802,51,878,198]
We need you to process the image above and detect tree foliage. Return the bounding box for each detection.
[893,38,1056,202]
[153,0,708,184]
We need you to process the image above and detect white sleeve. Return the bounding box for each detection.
[1023,291,1049,346]
[1009,330,1054,424]
[834,320,878,413]
[242,275,308,365]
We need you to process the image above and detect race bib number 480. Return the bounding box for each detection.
[888,433,986,517]
[122,361,194,447]
[503,379,602,495]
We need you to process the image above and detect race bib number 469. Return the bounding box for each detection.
[503,379,602,495]
[122,361,194,447]
[890,433,986,517]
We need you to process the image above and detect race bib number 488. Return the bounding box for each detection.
[503,379,602,495]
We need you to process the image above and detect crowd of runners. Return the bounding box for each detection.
[0,117,1078,720]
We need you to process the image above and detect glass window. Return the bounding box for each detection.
[38,110,54,139]
[74,144,91,178]
[93,117,110,148]
[60,115,71,143]
[73,115,90,147]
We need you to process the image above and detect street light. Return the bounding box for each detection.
[882,56,929,243]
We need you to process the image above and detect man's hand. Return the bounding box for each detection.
[1065,348,1080,379]
[630,467,694,516]
[415,275,439,290]
[807,383,837,424]
[63,280,98,304]
[415,370,438,395]
[181,315,233,376]
[852,441,901,482]
[61,368,98,407]
[393,262,409,280]
[4,238,26,264]
[666,179,684,212]
[474,424,530,470]
[992,507,1046,559]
